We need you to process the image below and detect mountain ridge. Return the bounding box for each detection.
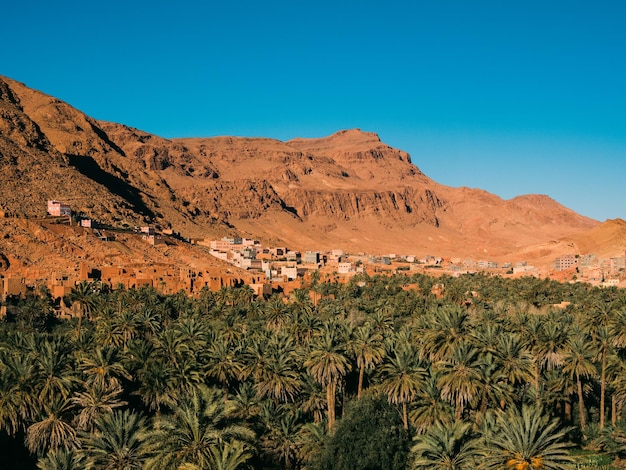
[0,75,609,268]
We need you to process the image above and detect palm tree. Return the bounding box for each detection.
[205,440,253,470]
[350,323,385,399]
[72,380,126,432]
[518,313,545,397]
[36,449,85,470]
[579,299,615,337]
[304,324,351,430]
[259,404,302,469]
[154,327,190,366]
[493,332,534,394]
[435,341,483,421]
[608,352,626,426]
[0,350,35,436]
[230,285,255,308]
[577,300,617,430]
[408,370,454,435]
[421,305,471,362]
[218,314,249,348]
[230,382,261,422]
[264,294,292,332]
[535,317,570,374]
[593,326,613,429]
[368,307,395,337]
[26,396,79,456]
[541,369,575,424]
[168,347,205,398]
[524,314,570,402]
[242,331,270,384]
[378,344,427,430]
[561,333,596,429]
[478,404,574,469]
[110,307,140,350]
[205,336,245,395]
[288,307,320,347]
[173,315,211,353]
[133,359,178,413]
[475,354,513,416]
[146,385,255,470]
[80,409,151,470]
[611,307,626,349]
[121,336,154,377]
[68,280,98,338]
[77,345,131,388]
[410,421,479,469]
[213,286,233,308]
[31,337,78,404]
[93,306,118,348]
[254,346,302,404]
[135,306,162,339]
[0,372,27,437]
[296,422,326,468]
[441,280,470,306]
[16,290,55,331]
[290,288,315,317]
[469,322,502,357]
[299,374,327,424]
[152,327,205,399]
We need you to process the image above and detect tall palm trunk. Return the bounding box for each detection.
[402,402,408,430]
[565,399,572,423]
[532,360,541,401]
[600,348,606,429]
[612,395,617,427]
[576,371,586,429]
[326,382,336,430]
[357,364,365,399]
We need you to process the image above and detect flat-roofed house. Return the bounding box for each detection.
[47,200,71,217]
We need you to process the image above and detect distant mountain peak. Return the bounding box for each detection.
[332,128,381,140]
[288,128,381,147]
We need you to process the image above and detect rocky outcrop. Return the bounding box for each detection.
[282,187,445,226]
[178,179,297,221]
[98,122,220,178]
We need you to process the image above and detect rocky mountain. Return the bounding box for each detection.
[0,75,606,265]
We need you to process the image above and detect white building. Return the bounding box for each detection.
[337,262,353,274]
[280,265,298,280]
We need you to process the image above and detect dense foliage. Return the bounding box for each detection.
[313,396,409,470]
[1,272,626,469]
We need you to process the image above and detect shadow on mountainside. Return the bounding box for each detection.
[67,154,156,219]
[88,121,127,156]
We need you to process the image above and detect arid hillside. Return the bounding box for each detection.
[569,219,626,259]
[0,217,246,284]
[0,75,613,272]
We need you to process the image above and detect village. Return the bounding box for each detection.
[1,200,625,306]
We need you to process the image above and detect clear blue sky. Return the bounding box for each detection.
[3,1,625,221]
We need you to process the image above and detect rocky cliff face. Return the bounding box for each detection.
[0,75,600,258]
[280,187,444,225]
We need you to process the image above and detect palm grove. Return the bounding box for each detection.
[1,272,626,469]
